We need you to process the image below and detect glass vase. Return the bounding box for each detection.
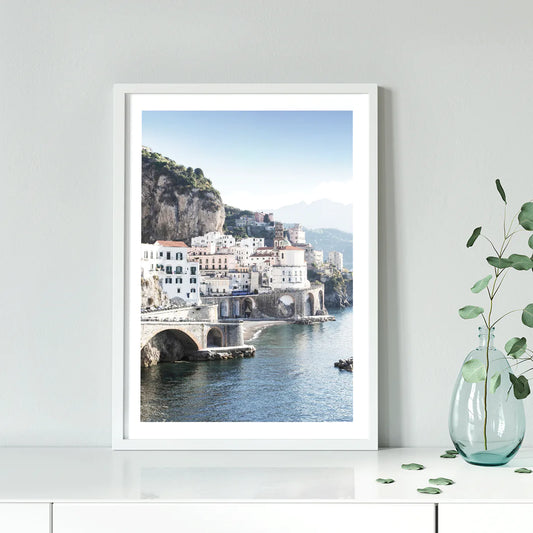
[449,326,525,466]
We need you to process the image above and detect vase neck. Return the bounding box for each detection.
[478,326,495,349]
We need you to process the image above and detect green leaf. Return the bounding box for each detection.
[466,226,482,248]
[440,453,458,458]
[429,477,455,485]
[509,254,533,271]
[487,256,514,269]
[490,372,502,393]
[376,478,395,484]
[445,450,458,455]
[509,373,531,400]
[505,337,527,358]
[417,487,442,494]
[401,463,425,470]
[528,234,533,250]
[495,179,507,204]
[470,275,492,294]
[522,304,533,327]
[514,468,532,474]
[462,359,487,382]
[519,202,533,231]
[459,305,484,319]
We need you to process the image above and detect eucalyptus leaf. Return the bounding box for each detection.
[445,450,459,455]
[509,373,531,400]
[417,487,442,494]
[514,468,532,474]
[509,254,533,271]
[440,453,458,458]
[401,463,425,470]
[462,359,486,383]
[466,226,482,248]
[506,337,527,358]
[376,478,395,484]
[519,202,533,231]
[470,275,492,294]
[529,234,533,250]
[490,372,502,393]
[522,304,533,327]
[429,477,455,485]
[486,256,514,269]
[459,306,484,319]
[495,179,507,204]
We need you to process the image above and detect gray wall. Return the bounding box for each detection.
[1,0,532,447]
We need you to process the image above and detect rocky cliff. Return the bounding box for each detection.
[142,148,225,243]
[141,275,169,309]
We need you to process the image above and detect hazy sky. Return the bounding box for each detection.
[142,110,353,210]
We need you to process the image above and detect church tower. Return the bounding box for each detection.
[274,222,288,249]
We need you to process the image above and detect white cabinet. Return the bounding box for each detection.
[54,503,434,533]
[440,503,532,533]
[0,504,49,533]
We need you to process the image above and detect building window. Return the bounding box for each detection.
[150,251,153,259]
[175,266,183,274]
[191,278,196,284]
[143,251,148,259]
[176,252,183,260]
[191,288,196,293]
[159,252,163,258]
[166,252,171,260]
[177,288,181,293]
[165,278,172,284]
[190,267,197,275]
[166,266,172,274]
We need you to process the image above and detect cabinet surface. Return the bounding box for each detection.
[0,503,49,533]
[54,503,434,533]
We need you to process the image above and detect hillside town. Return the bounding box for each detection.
[140,218,344,308]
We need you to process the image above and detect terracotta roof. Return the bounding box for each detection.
[155,240,189,248]
[279,246,305,251]
[256,247,274,250]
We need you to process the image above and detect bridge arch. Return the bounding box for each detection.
[141,327,202,362]
[207,327,224,347]
[318,290,324,310]
[242,297,254,318]
[305,292,315,316]
[278,294,295,318]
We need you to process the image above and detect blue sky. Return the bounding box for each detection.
[142,110,353,210]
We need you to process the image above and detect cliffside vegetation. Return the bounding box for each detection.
[142,148,225,243]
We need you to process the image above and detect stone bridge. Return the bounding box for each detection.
[140,319,244,350]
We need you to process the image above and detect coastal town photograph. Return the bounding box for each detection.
[139,110,354,423]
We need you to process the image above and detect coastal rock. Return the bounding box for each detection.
[142,148,225,243]
[334,357,353,372]
[141,275,170,309]
[188,346,256,361]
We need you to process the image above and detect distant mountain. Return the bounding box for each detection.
[304,228,353,270]
[273,200,352,233]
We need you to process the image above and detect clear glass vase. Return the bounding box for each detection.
[449,326,526,466]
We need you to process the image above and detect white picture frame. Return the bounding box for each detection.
[113,84,378,450]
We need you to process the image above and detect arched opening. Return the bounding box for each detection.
[243,297,254,318]
[232,299,241,318]
[305,293,315,316]
[219,300,229,318]
[207,327,223,347]
[277,294,295,318]
[141,329,200,367]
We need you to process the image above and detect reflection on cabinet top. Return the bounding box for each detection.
[0,447,532,503]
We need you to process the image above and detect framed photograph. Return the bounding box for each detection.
[113,84,378,450]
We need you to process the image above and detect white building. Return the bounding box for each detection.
[270,246,310,290]
[228,268,251,293]
[141,241,200,304]
[305,247,323,266]
[200,276,230,297]
[328,251,344,270]
[239,237,265,251]
[288,224,306,245]
[191,231,235,249]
